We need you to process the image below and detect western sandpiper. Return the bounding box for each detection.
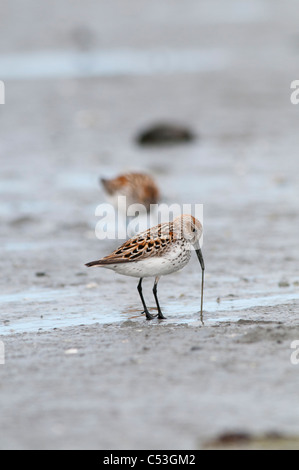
[100,172,160,212]
[86,214,205,322]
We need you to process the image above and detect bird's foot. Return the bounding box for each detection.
[141,310,156,320]
[157,311,166,320]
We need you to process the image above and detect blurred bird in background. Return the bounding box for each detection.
[100,172,160,212]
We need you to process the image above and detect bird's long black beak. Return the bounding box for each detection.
[195,246,205,324]
[195,247,205,272]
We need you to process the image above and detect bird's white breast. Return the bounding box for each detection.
[104,241,192,278]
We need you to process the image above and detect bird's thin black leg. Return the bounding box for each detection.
[153,276,166,320]
[137,278,155,320]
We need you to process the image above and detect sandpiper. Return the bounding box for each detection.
[86,214,205,322]
[100,172,160,212]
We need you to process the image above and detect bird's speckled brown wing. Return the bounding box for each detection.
[86,222,176,266]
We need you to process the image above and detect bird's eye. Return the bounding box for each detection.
[192,226,196,233]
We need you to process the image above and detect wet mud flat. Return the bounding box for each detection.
[1,261,299,449]
[2,315,299,450]
[1,0,299,450]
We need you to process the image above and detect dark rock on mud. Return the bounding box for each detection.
[136,122,196,146]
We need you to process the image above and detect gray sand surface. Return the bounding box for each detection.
[1,0,299,449]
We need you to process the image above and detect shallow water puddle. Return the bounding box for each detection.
[0,48,231,80]
[0,289,76,303]
[167,291,299,325]
[0,288,299,335]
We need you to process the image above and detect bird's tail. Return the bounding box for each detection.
[100,177,114,195]
[85,260,103,267]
